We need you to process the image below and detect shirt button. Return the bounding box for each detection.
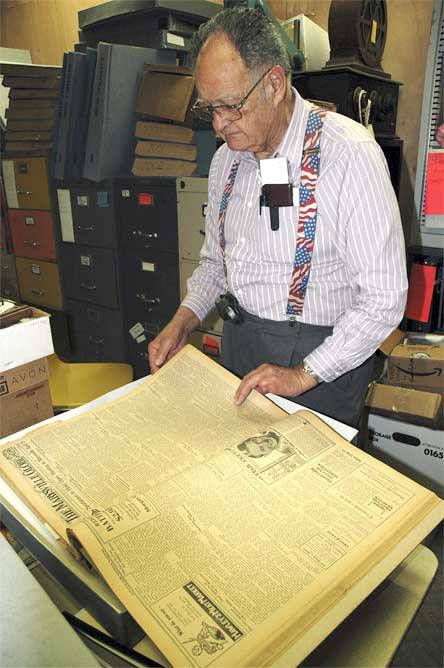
[247,201,253,208]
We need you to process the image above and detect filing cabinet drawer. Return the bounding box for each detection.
[0,251,20,302]
[177,178,208,261]
[179,259,223,335]
[56,183,118,248]
[126,316,169,379]
[2,157,51,210]
[59,245,120,309]
[43,307,72,358]
[15,257,63,309]
[9,210,57,261]
[123,250,179,319]
[116,179,178,253]
[67,300,127,362]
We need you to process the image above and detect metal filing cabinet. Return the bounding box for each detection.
[66,300,127,362]
[117,178,180,378]
[56,180,122,362]
[116,178,178,253]
[56,182,118,248]
[2,158,52,210]
[54,179,181,374]
[177,176,208,261]
[59,244,121,309]
[176,177,223,359]
[9,210,57,261]
[0,250,20,302]
[15,257,63,310]
[3,155,67,360]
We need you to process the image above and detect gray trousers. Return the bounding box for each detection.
[221,310,375,428]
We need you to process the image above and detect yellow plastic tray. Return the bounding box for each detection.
[48,354,133,410]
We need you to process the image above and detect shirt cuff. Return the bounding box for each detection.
[304,345,348,384]
[181,294,212,324]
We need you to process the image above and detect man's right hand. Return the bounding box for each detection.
[147,307,200,373]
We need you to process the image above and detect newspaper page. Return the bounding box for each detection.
[1,346,443,667]
[0,346,284,540]
[69,410,442,668]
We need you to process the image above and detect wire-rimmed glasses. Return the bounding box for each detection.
[191,67,273,122]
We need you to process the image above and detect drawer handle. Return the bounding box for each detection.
[16,190,32,196]
[136,294,159,304]
[131,231,158,239]
[80,283,97,291]
[24,240,40,247]
[31,289,45,296]
[89,336,104,345]
[77,225,94,231]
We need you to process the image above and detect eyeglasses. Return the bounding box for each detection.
[191,67,273,123]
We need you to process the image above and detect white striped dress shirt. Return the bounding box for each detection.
[182,88,408,382]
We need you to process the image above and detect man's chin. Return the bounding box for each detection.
[224,133,247,151]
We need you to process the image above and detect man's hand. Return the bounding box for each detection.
[148,307,199,373]
[234,364,319,406]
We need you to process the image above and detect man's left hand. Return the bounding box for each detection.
[234,364,318,406]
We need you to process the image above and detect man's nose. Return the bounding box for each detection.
[212,109,233,134]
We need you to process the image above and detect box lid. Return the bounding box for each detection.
[391,343,444,361]
[366,382,443,428]
[0,306,54,372]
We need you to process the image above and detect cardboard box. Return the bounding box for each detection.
[378,328,404,356]
[0,306,54,372]
[367,413,444,495]
[0,357,53,437]
[0,380,53,438]
[135,65,195,124]
[387,343,444,392]
[0,357,50,396]
[366,382,443,429]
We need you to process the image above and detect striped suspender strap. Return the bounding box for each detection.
[286,106,326,318]
[217,159,240,290]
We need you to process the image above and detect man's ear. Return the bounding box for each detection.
[268,65,288,107]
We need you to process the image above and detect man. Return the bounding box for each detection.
[148,8,407,427]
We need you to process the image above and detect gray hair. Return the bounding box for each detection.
[188,7,291,77]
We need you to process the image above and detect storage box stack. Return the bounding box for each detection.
[366,330,444,496]
[133,65,198,177]
[0,304,54,438]
[1,63,62,157]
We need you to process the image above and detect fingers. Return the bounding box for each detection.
[147,338,167,374]
[234,365,272,406]
[234,364,318,406]
[148,326,183,373]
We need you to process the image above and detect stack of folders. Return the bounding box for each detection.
[53,43,176,181]
[1,62,62,157]
[82,43,175,182]
[132,64,198,177]
[53,48,97,179]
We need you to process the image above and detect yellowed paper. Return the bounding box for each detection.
[1,345,443,668]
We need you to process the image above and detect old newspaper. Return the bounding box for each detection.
[1,345,443,667]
